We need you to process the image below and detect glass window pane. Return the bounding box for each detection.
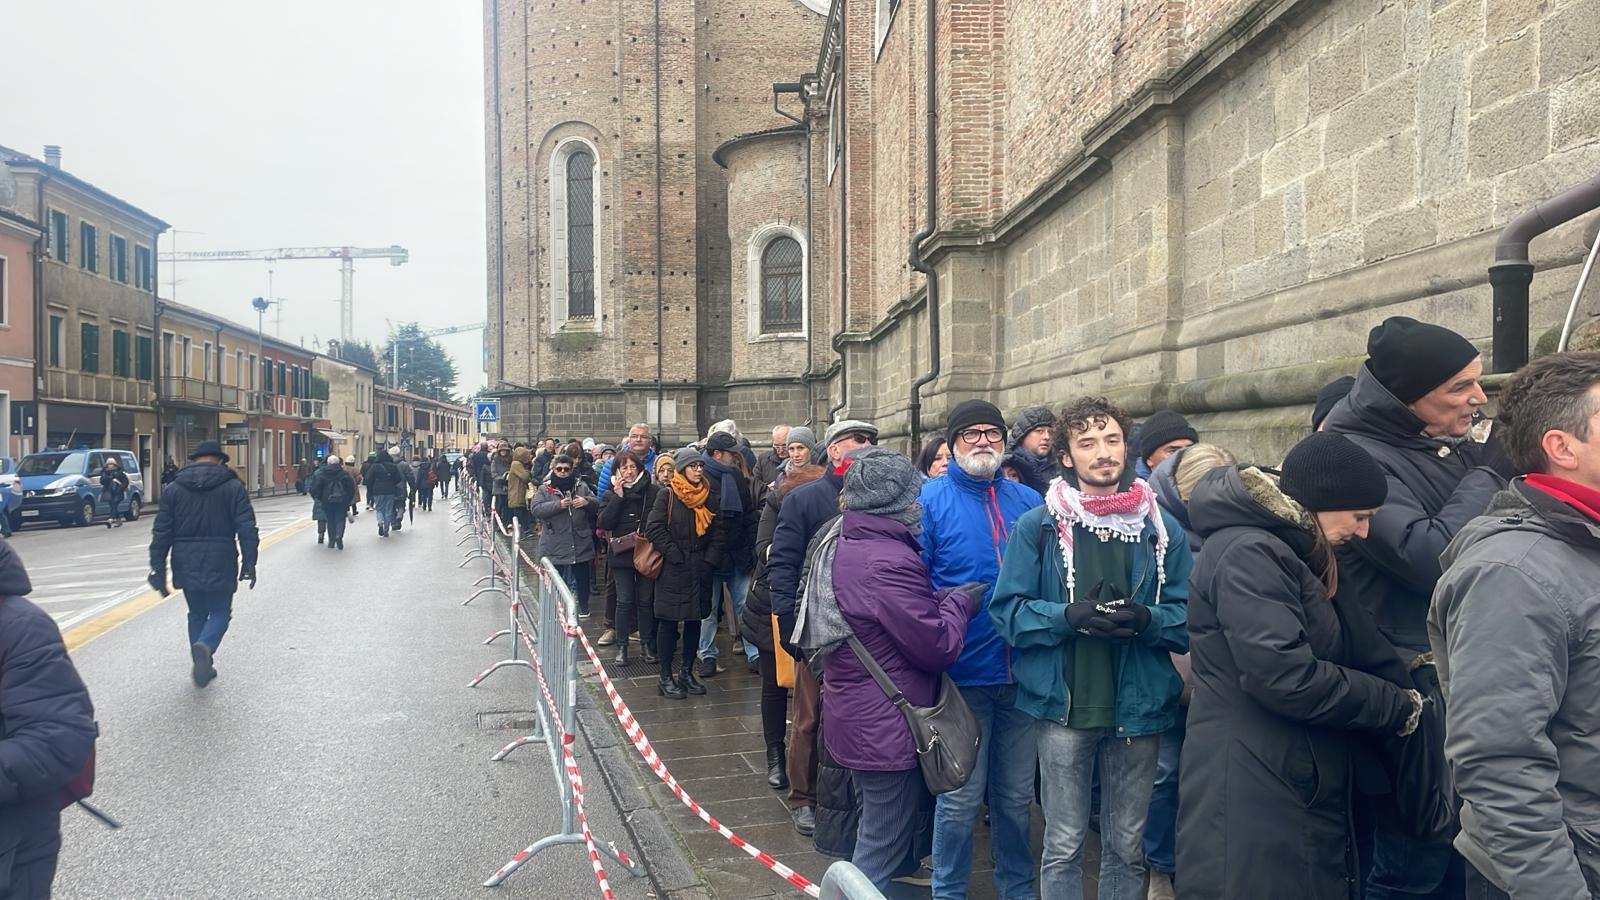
[567,150,595,319]
[760,237,804,332]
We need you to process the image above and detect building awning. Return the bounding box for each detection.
[316,429,347,443]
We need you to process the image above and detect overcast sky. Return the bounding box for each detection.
[4,0,489,396]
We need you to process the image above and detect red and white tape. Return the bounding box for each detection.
[518,545,823,898]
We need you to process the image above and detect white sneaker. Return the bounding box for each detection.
[1147,871,1176,900]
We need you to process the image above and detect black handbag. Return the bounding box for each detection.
[1376,657,1457,843]
[845,635,980,794]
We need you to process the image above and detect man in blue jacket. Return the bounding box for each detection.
[918,399,1043,899]
[0,536,96,900]
[148,441,260,687]
[596,423,657,495]
[990,396,1190,900]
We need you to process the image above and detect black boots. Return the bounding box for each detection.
[681,662,707,695]
[766,745,789,791]
[614,643,630,666]
[657,675,685,699]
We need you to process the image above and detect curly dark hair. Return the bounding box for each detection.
[1050,396,1133,461]
[1499,351,1600,475]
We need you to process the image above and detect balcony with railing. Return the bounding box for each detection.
[294,398,328,421]
[46,369,153,407]
[160,376,240,410]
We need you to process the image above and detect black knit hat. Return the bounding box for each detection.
[1008,405,1056,450]
[946,399,1006,447]
[1139,409,1199,464]
[1311,375,1356,430]
[1279,432,1388,512]
[1366,317,1480,404]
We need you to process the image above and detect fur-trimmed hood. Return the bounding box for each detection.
[777,461,825,498]
[1188,465,1314,539]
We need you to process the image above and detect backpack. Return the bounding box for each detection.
[0,596,103,816]
[324,474,351,507]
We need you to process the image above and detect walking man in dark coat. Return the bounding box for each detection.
[148,440,260,687]
[0,536,96,900]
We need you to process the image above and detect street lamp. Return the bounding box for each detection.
[252,296,269,492]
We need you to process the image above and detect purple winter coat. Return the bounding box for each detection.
[823,511,979,771]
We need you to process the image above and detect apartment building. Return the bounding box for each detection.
[313,350,377,463]
[0,208,38,459]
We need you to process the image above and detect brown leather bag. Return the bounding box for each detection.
[631,498,666,579]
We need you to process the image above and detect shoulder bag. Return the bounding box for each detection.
[845,635,980,794]
[632,495,667,579]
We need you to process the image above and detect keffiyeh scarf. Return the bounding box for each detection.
[1044,476,1168,601]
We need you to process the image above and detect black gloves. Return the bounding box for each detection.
[1067,580,1152,641]
[148,569,169,597]
[1066,601,1106,635]
[239,563,257,590]
[776,611,802,661]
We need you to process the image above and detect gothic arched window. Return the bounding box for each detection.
[760,236,804,333]
[566,150,596,320]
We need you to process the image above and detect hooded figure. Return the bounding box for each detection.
[0,537,96,900]
[1005,404,1057,494]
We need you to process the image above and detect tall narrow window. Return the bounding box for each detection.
[80,322,100,373]
[136,335,153,380]
[566,150,596,320]
[760,237,804,333]
[48,316,62,366]
[79,222,98,273]
[112,330,130,377]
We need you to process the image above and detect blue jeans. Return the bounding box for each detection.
[185,589,235,652]
[1359,790,1463,899]
[1142,715,1185,874]
[1036,722,1160,900]
[697,566,754,661]
[931,684,1038,900]
[374,494,396,532]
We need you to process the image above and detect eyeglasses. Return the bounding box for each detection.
[553,467,572,474]
[839,433,875,445]
[957,427,1006,445]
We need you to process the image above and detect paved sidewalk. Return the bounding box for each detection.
[50,496,686,899]
[571,596,1073,899]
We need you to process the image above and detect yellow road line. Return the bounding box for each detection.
[63,518,314,652]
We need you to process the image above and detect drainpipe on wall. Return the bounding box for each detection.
[490,0,506,387]
[772,81,815,427]
[1490,171,1600,373]
[653,0,666,438]
[907,0,940,451]
[31,171,49,455]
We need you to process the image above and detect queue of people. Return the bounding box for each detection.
[474,317,1600,900]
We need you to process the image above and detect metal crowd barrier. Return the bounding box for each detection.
[479,551,643,888]
[468,512,533,691]
[819,862,888,900]
[456,484,509,607]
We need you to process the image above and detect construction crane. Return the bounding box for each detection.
[158,245,410,344]
[385,321,488,388]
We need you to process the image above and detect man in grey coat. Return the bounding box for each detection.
[1432,351,1600,899]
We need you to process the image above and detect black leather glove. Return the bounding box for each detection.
[1477,431,1517,481]
[148,569,169,597]
[776,611,802,661]
[1066,601,1112,636]
[239,563,257,590]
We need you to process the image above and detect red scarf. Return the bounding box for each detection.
[1525,473,1600,523]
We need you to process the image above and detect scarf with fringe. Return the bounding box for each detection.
[1044,475,1168,602]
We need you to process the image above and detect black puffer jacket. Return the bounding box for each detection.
[644,484,726,622]
[149,463,259,594]
[597,470,658,568]
[703,463,757,573]
[1321,366,1505,648]
[0,539,95,888]
[1177,465,1412,900]
[363,457,405,497]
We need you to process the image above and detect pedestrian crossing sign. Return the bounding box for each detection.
[475,401,499,424]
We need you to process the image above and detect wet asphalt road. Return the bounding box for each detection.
[51,491,665,900]
[12,494,309,628]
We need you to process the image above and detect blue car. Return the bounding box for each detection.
[10,449,144,530]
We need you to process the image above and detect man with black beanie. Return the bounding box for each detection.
[1321,315,1510,898]
[1137,409,1198,476]
[1311,375,1356,431]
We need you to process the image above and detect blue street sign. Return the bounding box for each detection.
[475,400,499,423]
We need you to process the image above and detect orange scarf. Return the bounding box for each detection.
[670,473,714,535]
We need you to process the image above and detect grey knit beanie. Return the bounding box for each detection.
[785,425,818,450]
[840,448,922,516]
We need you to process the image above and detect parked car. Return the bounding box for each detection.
[0,457,20,536]
[11,448,144,529]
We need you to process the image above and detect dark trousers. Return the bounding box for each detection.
[656,618,702,679]
[787,658,821,807]
[419,483,434,509]
[757,645,790,750]
[1358,789,1464,899]
[106,489,125,521]
[852,767,929,890]
[325,512,347,544]
[185,589,235,652]
[1464,866,1510,900]
[555,561,593,613]
[0,846,59,900]
[614,564,655,654]
[603,560,618,628]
